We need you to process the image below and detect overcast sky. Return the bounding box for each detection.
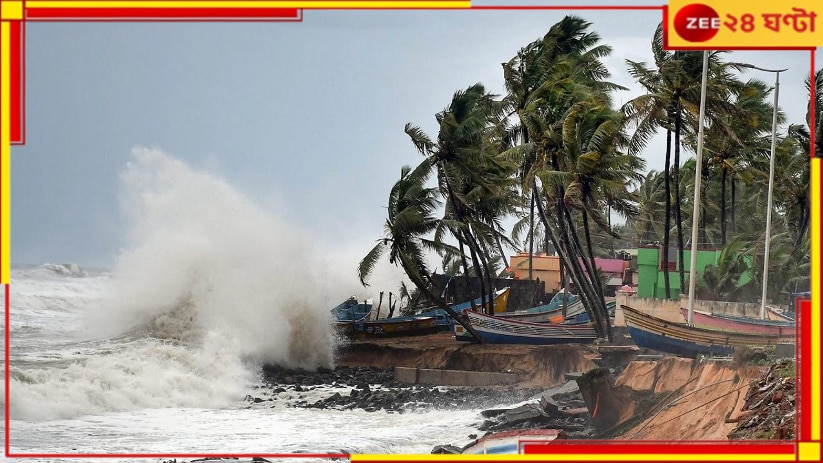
[11,3,819,277]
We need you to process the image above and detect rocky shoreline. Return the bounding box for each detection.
[241,338,796,455]
[255,363,597,451]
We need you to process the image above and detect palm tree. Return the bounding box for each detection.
[405,84,517,314]
[781,127,811,246]
[702,78,778,245]
[357,162,485,341]
[556,97,644,312]
[634,170,666,244]
[506,15,625,340]
[804,68,823,156]
[625,23,743,295]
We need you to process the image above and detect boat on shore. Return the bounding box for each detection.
[453,290,586,341]
[461,429,566,454]
[354,316,441,340]
[622,305,794,358]
[410,287,511,329]
[461,310,598,345]
[331,297,372,322]
[678,307,796,337]
[331,297,373,337]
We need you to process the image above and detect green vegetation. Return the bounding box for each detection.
[358,16,813,341]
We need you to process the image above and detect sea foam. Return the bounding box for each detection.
[95,147,342,368]
[9,147,360,421]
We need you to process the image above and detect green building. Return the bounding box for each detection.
[636,246,746,299]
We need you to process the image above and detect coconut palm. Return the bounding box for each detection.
[625,23,743,295]
[703,78,778,245]
[357,162,485,341]
[634,170,666,243]
[804,68,823,156]
[405,83,517,314]
[555,96,644,315]
[504,15,626,340]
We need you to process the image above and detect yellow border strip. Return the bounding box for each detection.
[26,1,472,9]
[1,21,10,285]
[351,454,796,461]
[812,157,821,441]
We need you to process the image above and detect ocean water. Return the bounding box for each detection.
[2,149,500,462]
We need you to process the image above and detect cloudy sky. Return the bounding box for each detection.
[11,2,819,282]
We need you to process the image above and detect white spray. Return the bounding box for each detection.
[10,147,364,421]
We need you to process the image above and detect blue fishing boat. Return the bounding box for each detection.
[566,300,616,324]
[331,297,373,337]
[331,297,372,322]
[622,305,794,358]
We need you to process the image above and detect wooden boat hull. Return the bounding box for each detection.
[454,293,583,341]
[334,321,356,337]
[463,310,597,345]
[499,307,565,324]
[679,308,796,337]
[622,305,794,358]
[462,429,566,454]
[354,316,440,339]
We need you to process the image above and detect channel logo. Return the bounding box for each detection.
[673,3,721,42]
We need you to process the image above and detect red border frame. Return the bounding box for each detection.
[2,2,818,460]
[26,7,303,21]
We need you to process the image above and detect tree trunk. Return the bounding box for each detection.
[731,179,737,236]
[699,163,708,246]
[534,189,606,339]
[456,234,476,310]
[559,258,568,316]
[462,228,489,314]
[470,228,497,315]
[674,111,685,295]
[529,189,535,280]
[582,208,613,339]
[663,127,673,299]
[375,291,384,320]
[553,191,607,340]
[720,165,727,245]
[495,234,508,273]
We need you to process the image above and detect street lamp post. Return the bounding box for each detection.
[686,51,710,327]
[737,63,788,320]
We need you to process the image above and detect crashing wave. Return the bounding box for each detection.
[39,263,89,278]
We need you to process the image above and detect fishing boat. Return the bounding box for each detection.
[331,297,373,337]
[354,316,440,340]
[461,429,566,454]
[678,307,796,337]
[331,297,372,322]
[622,305,794,358]
[453,290,584,341]
[460,310,598,345]
[499,306,566,324]
[410,287,512,330]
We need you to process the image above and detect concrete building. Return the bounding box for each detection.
[507,253,631,295]
[635,245,752,299]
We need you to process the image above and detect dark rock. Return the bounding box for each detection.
[431,444,462,454]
